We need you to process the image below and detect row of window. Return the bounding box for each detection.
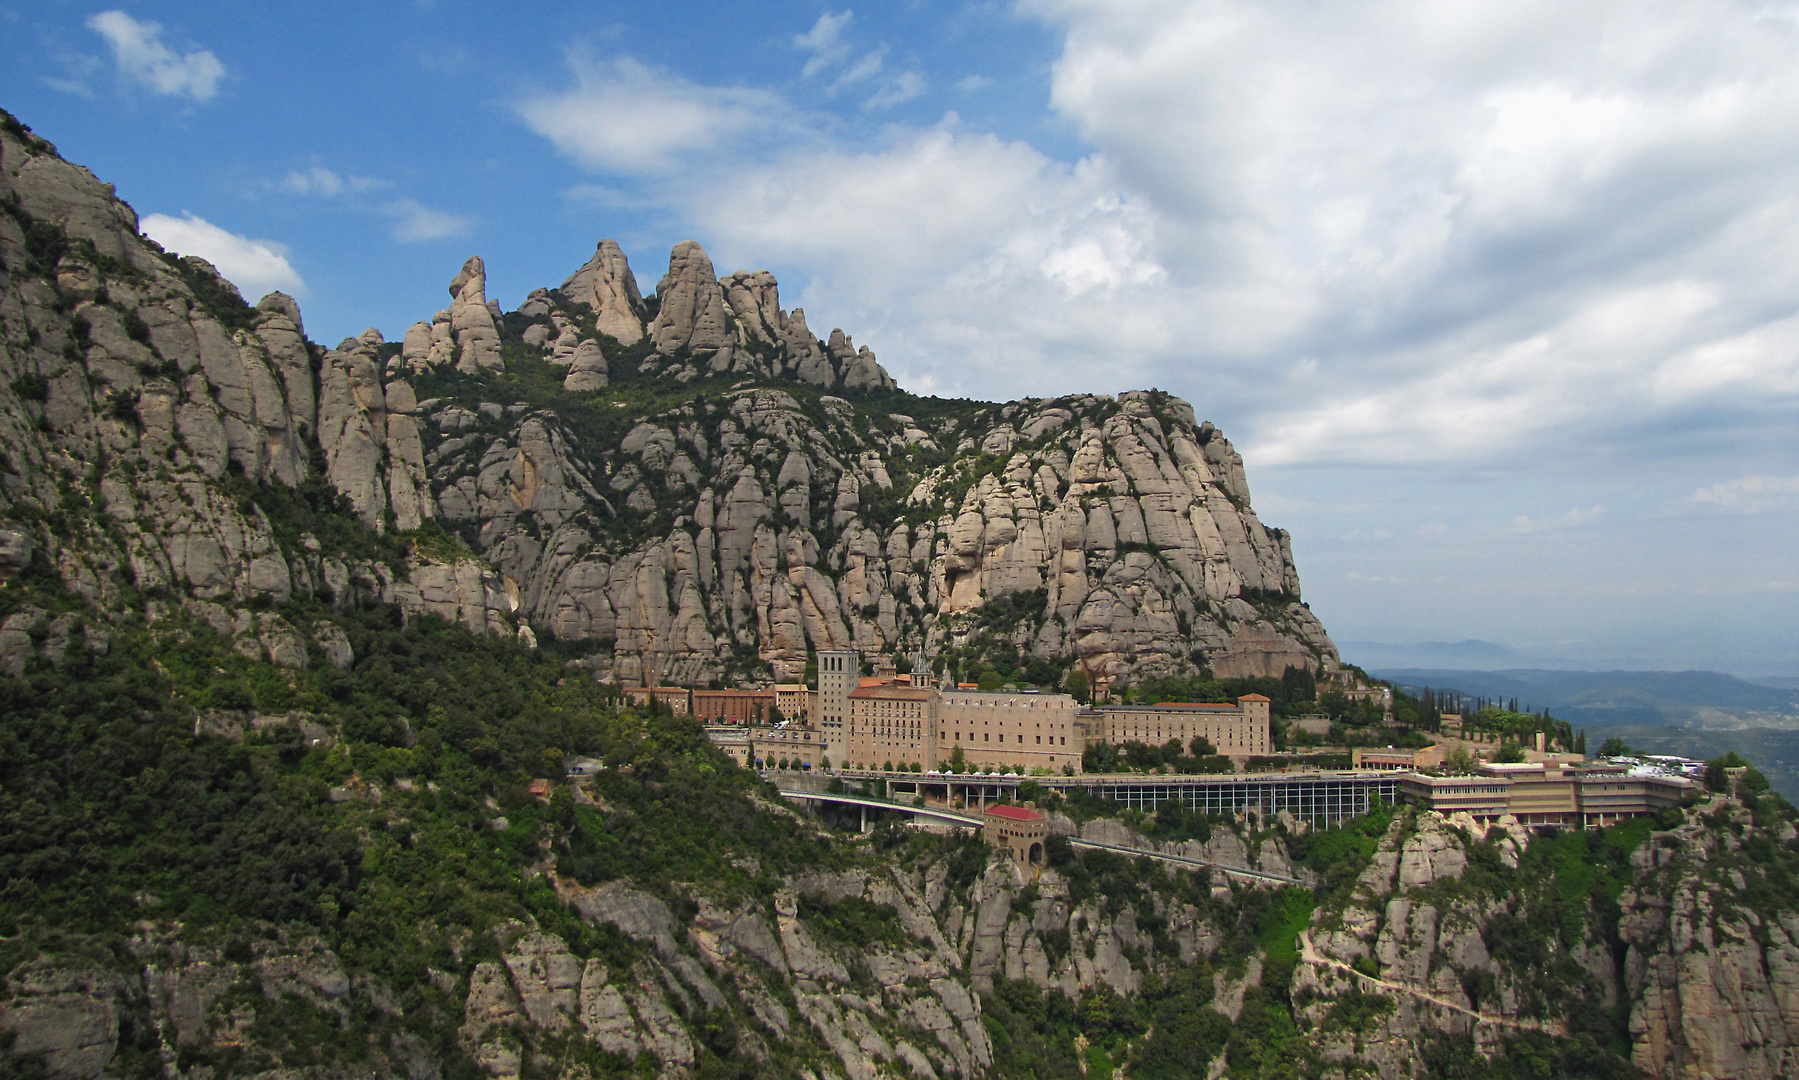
[943,732,1069,745]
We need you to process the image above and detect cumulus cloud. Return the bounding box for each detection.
[1027,0,1799,463]
[1692,475,1799,513]
[516,57,790,174]
[517,1,1799,478]
[140,213,302,297]
[664,124,1167,390]
[382,199,476,242]
[86,10,224,102]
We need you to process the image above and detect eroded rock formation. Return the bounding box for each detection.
[0,113,1330,686]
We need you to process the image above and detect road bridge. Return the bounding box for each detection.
[772,783,1311,885]
[804,768,1404,829]
[774,787,984,829]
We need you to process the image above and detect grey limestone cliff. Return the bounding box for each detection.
[0,113,1333,685]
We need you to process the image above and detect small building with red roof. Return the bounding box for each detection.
[983,803,1048,867]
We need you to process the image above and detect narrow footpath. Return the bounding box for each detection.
[1297,930,1566,1035]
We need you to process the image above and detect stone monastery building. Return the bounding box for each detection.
[696,649,1273,775]
[1082,697,1273,756]
[806,650,1270,774]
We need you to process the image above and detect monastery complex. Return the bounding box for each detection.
[694,649,1273,775]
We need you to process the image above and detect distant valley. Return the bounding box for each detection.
[1375,666,1799,797]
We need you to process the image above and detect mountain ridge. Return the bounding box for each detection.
[0,108,1339,689]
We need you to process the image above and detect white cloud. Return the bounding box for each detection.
[516,57,790,174]
[86,10,224,102]
[275,167,389,197]
[791,13,927,111]
[796,11,855,77]
[955,75,994,93]
[1022,0,1799,461]
[382,199,475,242]
[833,50,885,92]
[140,213,302,298]
[1692,475,1799,514]
[866,71,926,110]
[44,48,103,98]
[1511,506,1604,533]
[43,78,95,98]
[668,125,1168,392]
[517,1,1799,479]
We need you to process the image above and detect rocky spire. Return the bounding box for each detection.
[721,269,784,344]
[447,257,504,373]
[559,239,646,345]
[648,241,729,354]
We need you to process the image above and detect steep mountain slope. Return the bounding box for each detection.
[0,109,1333,687]
[7,604,1799,1080]
[16,106,1799,1080]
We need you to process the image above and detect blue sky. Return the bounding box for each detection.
[5,1,1798,674]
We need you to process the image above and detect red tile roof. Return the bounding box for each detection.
[984,804,1046,822]
[1237,694,1272,702]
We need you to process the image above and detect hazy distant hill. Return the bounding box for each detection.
[1373,668,1799,717]
[1377,667,1799,798]
[1340,638,1528,669]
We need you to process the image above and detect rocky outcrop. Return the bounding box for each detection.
[559,239,645,344]
[649,241,730,355]
[0,114,1329,687]
[1287,800,1799,1080]
[1619,799,1799,1080]
[447,257,504,373]
[420,377,1334,684]
[562,340,607,392]
[0,961,126,1078]
[316,337,437,534]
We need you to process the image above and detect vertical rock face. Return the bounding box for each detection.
[448,257,504,373]
[0,123,324,612]
[559,239,645,344]
[722,269,784,344]
[383,378,436,532]
[316,337,389,531]
[1290,800,1799,1080]
[649,240,731,354]
[1618,801,1799,1080]
[0,118,501,642]
[312,335,436,536]
[420,376,1332,684]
